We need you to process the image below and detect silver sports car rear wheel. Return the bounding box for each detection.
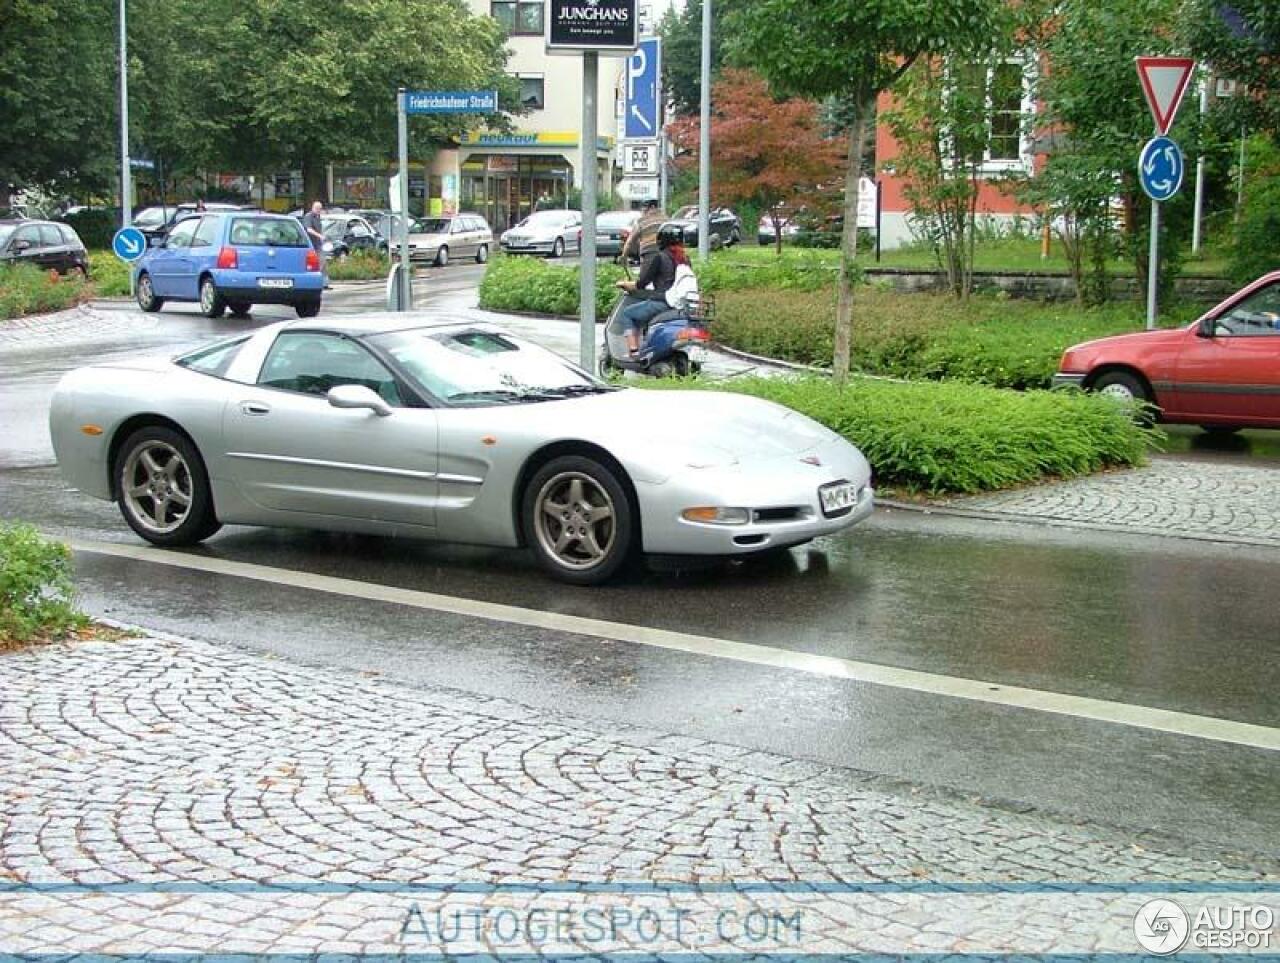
[116,426,220,546]
[523,455,635,584]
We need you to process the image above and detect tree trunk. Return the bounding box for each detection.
[833,106,871,384]
[302,157,327,206]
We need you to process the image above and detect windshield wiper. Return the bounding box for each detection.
[531,384,619,398]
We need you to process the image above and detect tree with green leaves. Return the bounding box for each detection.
[659,0,742,118]
[1184,0,1280,141]
[729,0,997,380]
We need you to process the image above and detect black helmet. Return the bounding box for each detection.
[642,198,659,210]
[656,223,685,248]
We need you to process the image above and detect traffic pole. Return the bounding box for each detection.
[1191,76,1208,254]
[579,52,599,371]
[119,0,133,295]
[1146,199,1160,331]
[696,0,711,261]
[396,88,411,312]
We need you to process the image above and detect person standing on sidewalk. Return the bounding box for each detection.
[302,200,331,289]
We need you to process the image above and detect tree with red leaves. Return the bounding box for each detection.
[668,69,845,254]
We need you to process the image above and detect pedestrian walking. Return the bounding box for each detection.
[302,201,331,289]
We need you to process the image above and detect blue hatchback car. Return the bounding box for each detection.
[134,212,324,318]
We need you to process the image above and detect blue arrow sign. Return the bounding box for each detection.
[624,38,661,139]
[111,226,147,263]
[404,90,498,114]
[1139,136,1184,202]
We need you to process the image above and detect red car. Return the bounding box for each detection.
[1053,271,1280,430]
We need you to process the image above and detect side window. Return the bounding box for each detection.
[257,332,403,405]
[177,337,248,378]
[39,224,63,246]
[190,217,221,249]
[58,224,81,246]
[12,225,41,249]
[1220,282,1280,337]
[351,220,372,238]
[166,219,199,249]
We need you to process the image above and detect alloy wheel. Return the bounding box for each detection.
[121,441,194,535]
[533,472,616,572]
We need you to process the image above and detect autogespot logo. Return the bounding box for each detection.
[1134,898,1191,955]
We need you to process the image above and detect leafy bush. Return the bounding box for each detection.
[61,209,118,250]
[1229,167,1280,285]
[478,254,624,318]
[640,376,1156,494]
[0,263,90,320]
[713,285,1199,388]
[698,248,839,292]
[327,250,390,282]
[88,250,131,297]
[0,524,88,644]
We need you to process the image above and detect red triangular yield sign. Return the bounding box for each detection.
[1135,56,1197,135]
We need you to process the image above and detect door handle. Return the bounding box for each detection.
[240,401,271,416]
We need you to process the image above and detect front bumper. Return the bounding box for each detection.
[1051,372,1087,390]
[501,239,557,254]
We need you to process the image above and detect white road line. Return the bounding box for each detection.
[68,536,1280,753]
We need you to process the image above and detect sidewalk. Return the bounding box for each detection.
[0,631,1272,955]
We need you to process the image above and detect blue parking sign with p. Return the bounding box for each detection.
[625,38,661,139]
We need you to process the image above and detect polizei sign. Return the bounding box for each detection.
[546,0,638,52]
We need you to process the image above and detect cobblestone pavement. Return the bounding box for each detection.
[0,305,155,347]
[1,634,1275,955]
[947,458,1280,546]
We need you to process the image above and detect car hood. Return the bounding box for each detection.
[1065,326,1190,359]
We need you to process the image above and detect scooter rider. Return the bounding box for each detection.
[614,224,689,356]
[620,199,664,267]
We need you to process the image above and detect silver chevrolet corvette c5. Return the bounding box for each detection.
[49,317,874,584]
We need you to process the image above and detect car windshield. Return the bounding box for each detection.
[597,212,638,229]
[673,206,698,219]
[368,327,613,406]
[518,212,572,229]
[133,207,169,228]
[229,217,309,247]
[413,219,451,235]
[321,217,348,239]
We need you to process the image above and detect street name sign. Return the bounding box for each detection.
[546,0,638,53]
[1139,136,1185,202]
[1135,57,1196,135]
[624,37,661,138]
[404,90,498,114]
[111,227,147,263]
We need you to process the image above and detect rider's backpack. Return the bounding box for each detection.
[665,264,699,312]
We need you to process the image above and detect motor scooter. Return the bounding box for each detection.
[598,267,714,378]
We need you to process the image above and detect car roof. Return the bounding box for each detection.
[263,314,496,339]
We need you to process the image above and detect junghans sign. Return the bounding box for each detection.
[546,0,638,52]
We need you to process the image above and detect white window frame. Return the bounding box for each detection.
[944,54,1036,177]
[516,73,545,111]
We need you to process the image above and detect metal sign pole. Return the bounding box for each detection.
[1191,76,1209,254]
[397,88,412,312]
[1146,199,1160,330]
[696,0,711,260]
[580,52,599,371]
[119,0,134,295]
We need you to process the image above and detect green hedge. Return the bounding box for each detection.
[478,254,624,318]
[713,286,1199,389]
[88,250,131,297]
[0,263,90,320]
[0,524,87,644]
[327,250,390,281]
[62,209,118,250]
[641,375,1156,494]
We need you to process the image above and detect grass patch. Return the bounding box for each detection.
[640,376,1157,494]
[327,250,392,282]
[479,254,624,318]
[714,285,1202,389]
[0,524,88,645]
[0,263,91,320]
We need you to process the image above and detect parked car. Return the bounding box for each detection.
[351,210,419,244]
[133,202,251,243]
[132,212,323,318]
[500,210,582,258]
[1053,271,1280,431]
[320,214,386,259]
[407,214,493,266]
[596,210,641,258]
[49,318,874,584]
[757,212,801,246]
[0,219,90,277]
[664,206,741,250]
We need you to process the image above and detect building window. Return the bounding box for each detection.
[951,58,1032,172]
[492,0,543,35]
[519,75,545,111]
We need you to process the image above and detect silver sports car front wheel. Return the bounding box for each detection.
[523,455,635,585]
[115,426,220,546]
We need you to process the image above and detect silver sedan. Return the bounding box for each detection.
[49,318,874,584]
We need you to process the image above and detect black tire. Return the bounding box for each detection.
[435,245,449,267]
[551,237,565,258]
[198,276,225,318]
[136,272,164,312]
[295,298,321,318]
[475,243,489,264]
[521,455,636,585]
[114,426,220,547]
[227,301,252,317]
[1091,370,1150,404]
[729,227,741,246]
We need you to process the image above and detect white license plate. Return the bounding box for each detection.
[684,345,709,364]
[257,278,293,289]
[819,480,859,516]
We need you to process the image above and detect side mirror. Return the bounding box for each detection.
[11,239,31,252]
[1198,318,1218,338]
[327,384,392,417]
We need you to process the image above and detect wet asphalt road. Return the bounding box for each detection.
[2,268,1279,860]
